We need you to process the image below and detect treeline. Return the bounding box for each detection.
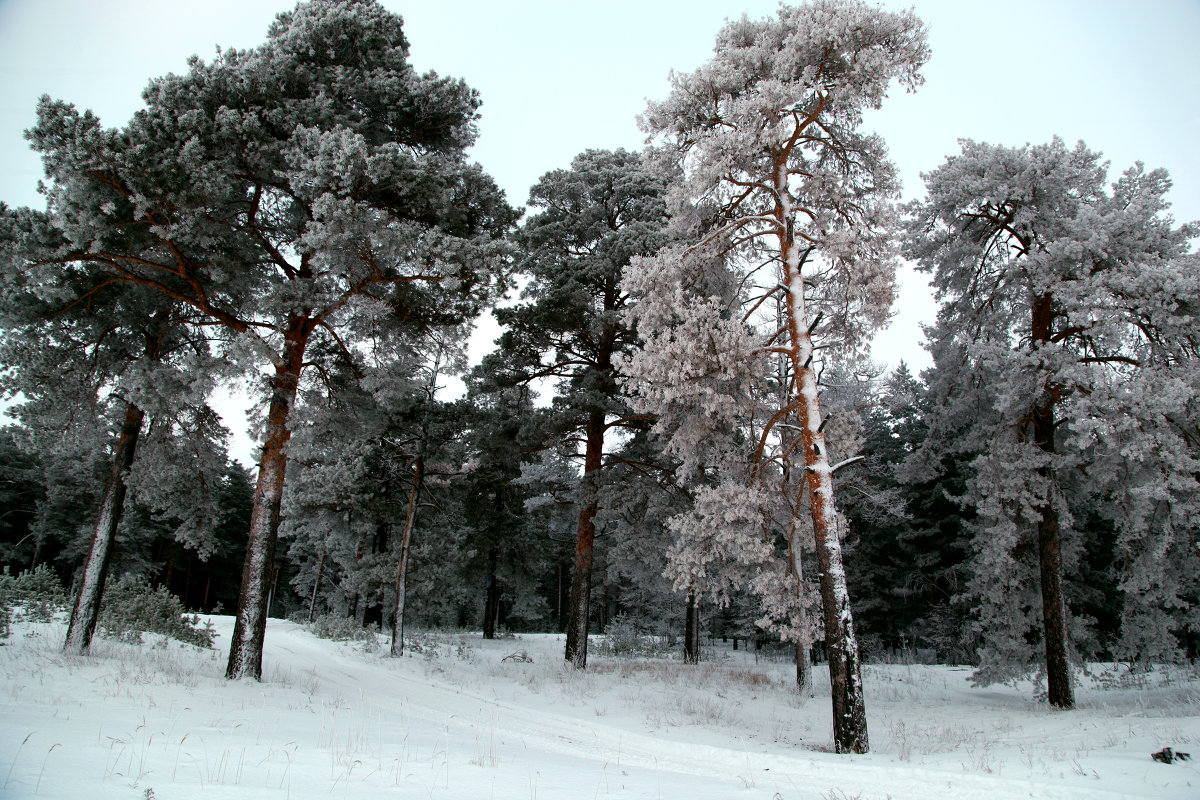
[1,0,1197,756]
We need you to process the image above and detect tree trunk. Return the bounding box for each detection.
[226,318,310,680]
[789,528,815,697]
[482,547,500,640]
[778,181,868,753]
[795,640,814,696]
[63,401,146,655]
[389,456,423,657]
[1030,292,1074,709]
[564,409,605,667]
[683,589,701,664]
[307,548,325,623]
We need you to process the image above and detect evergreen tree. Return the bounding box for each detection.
[487,148,670,666]
[0,221,227,653]
[0,428,41,567]
[905,138,1199,707]
[625,0,927,753]
[457,382,549,639]
[4,0,515,678]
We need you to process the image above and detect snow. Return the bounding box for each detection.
[2,616,1198,799]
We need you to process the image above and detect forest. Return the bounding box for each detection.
[0,0,1197,763]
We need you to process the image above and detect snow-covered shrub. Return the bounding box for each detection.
[593,615,672,659]
[0,564,69,632]
[306,613,376,643]
[97,575,214,648]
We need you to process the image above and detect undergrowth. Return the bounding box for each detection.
[97,575,215,648]
[0,567,213,648]
[0,565,68,636]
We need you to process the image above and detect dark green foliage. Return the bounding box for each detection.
[0,428,41,566]
[838,363,975,662]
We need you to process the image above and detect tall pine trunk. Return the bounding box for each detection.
[482,547,500,639]
[390,456,422,657]
[777,169,868,753]
[1031,292,1074,709]
[683,589,701,664]
[226,318,310,680]
[63,401,146,655]
[564,409,605,667]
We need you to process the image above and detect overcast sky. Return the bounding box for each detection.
[1,0,1196,458]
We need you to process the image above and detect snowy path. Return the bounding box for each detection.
[1,616,1197,799]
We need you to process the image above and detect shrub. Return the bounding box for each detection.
[97,575,214,648]
[593,615,673,659]
[0,565,69,634]
[306,613,376,643]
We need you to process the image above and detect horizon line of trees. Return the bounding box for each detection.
[1,0,1196,756]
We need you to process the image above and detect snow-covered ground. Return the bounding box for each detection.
[1,616,1197,799]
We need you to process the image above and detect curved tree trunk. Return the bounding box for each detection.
[390,456,422,657]
[63,401,146,655]
[564,409,605,667]
[226,318,310,680]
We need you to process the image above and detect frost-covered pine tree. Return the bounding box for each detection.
[8,0,515,679]
[282,325,469,655]
[624,0,927,754]
[486,148,669,667]
[0,214,228,655]
[905,138,1199,707]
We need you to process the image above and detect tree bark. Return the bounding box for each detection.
[482,547,500,639]
[390,456,423,657]
[795,640,814,696]
[683,588,701,664]
[63,401,146,655]
[789,528,815,697]
[307,548,325,623]
[777,167,868,753]
[226,317,310,680]
[564,409,605,667]
[1030,292,1074,709]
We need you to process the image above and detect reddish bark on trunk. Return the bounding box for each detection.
[1030,291,1074,709]
[564,409,605,667]
[226,318,310,680]
[776,172,868,752]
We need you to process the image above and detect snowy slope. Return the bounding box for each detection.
[1,616,1197,798]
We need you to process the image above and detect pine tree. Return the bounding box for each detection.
[905,138,1199,707]
[487,148,669,667]
[0,215,228,653]
[625,0,927,753]
[6,0,515,678]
